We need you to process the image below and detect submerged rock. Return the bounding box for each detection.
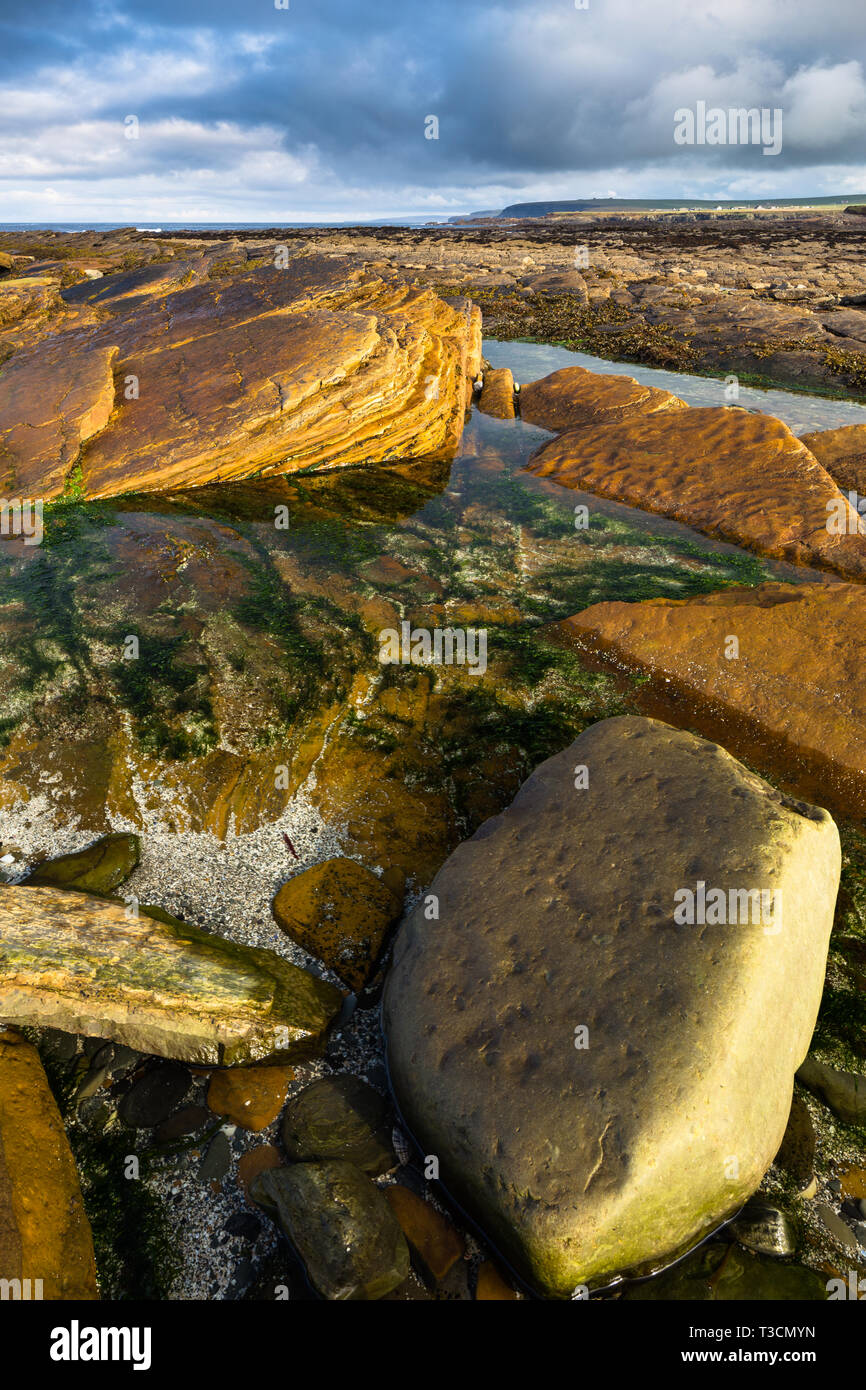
[24,833,140,895]
[562,581,866,823]
[272,857,401,991]
[0,1029,98,1299]
[251,1161,409,1300]
[281,1075,395,1175]
[383,716,840,1297]
[622,1241,828,1301]
[528,406,866,579]
[384,1183,465,1284]
[731,1197,796,1258]
[0,884,342,1064]
[118,1061,190,1129]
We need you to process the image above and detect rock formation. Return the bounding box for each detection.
[0,252,481,500]
[0,1029,98,1299]
[0,885,343,1064]
[527,404,866,579]
[562,581,866,821]
[383,716,840,1296]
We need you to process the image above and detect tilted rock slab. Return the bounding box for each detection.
[0,253,482,500]
[383,716,840,1297]
[527,405,866,580]
[0,885,343,1064]
[564,581,866,822]
[0,1029,98,1299]
[800,424,866,498]
[519,364,687,433]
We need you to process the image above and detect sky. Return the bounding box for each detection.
[0,0,864,222]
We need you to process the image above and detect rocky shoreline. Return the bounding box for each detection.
[1,227,865,1302]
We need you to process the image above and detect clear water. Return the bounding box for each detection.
[484,339,866,435]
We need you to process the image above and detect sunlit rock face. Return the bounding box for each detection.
[384,716,840,1297]
[527,401,866,579]
[563,579,866,823]
[0,253,482,501]
[0,885,343,1064]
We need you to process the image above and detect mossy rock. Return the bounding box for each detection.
[623,1242,828,1301]
[25,833,140,895]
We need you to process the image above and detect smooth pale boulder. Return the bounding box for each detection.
[383,716,840,1298]
[562,581,866,822]
[519,364,686,433]
[0,885,342,1064]
[527,406,866,580]
[0,1029,98,1299]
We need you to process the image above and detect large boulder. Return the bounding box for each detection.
[0,1029,98,1299]
[527,405,866,580]
[383,716,840,1297]
[562,580,866,822]
[0,885,342,1064]
[0,254,482,500]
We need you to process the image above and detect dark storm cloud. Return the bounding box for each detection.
[1,0,864,217]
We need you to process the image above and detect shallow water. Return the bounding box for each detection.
[4,340,863,1302]
[484,337,866,434]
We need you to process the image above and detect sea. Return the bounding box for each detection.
[0,218,455,233]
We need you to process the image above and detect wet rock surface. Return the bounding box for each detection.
[24,833,140,895]
[528,404,866,579]
[0,1029,98,1299]
[0,884,343,1064]
[281,1075,395,1175]
[251,1160,410,1300]
[561,581,866,822]
[272,858,401,992]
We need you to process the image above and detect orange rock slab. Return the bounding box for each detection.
[0,254,482,501]
[562,580,866,820]
[528,406,866,580]
[519,364,686,433]
[0,1029,98,1300]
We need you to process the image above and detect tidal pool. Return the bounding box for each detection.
[484,337,866,434]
